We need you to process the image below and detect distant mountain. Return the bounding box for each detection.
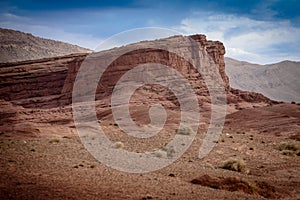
[0,28,92,63]
[225,57,300,102]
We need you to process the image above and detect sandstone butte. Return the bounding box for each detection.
[0,34,272,109]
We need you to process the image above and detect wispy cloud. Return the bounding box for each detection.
[175,14,300,64]
[250,0,279,20]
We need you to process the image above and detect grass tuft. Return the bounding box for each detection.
[114,141,124,149]
[176,126,194,136]
[277,142,300,156]
[221,158,246,173]
[49,138,60,144]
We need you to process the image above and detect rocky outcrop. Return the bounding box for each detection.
[0,34,271,109]
[0,54,87,108]
[191,35,229,90]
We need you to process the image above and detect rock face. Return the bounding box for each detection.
[0,34,271,108]
[0,54,87,108]
[191,35,229,90]
[0,28,92,63]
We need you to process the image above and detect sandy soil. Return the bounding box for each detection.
[0,101,299,200]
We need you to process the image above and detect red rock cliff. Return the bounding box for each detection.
[0,34,269,108]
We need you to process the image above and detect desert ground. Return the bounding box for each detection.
[0,99,299,200]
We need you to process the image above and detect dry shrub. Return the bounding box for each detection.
[176,126,194,135]
[277,142,300,156]
[49,138,60,144]
[114,141,124,149]
[221,158,246,173]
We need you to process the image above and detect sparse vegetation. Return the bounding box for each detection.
[281,150,296,156]
[278,142,299,151]
[176,126,194,135]
[151,146,176,158]
[277,141,300,156]
[30,109,40,113]
[153,149,168,158]
[152,146,175,158]
[49,138,60,144]
[114,141,124,149]
[221,158,246,173]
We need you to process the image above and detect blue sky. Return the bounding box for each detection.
[0,0,299,64]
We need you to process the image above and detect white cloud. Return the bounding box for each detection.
[2,13,30,21]
[174,14,300,64]
[1,11,300,64]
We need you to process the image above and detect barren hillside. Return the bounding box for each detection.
[225,57,300,103]
[0,28,92,63]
